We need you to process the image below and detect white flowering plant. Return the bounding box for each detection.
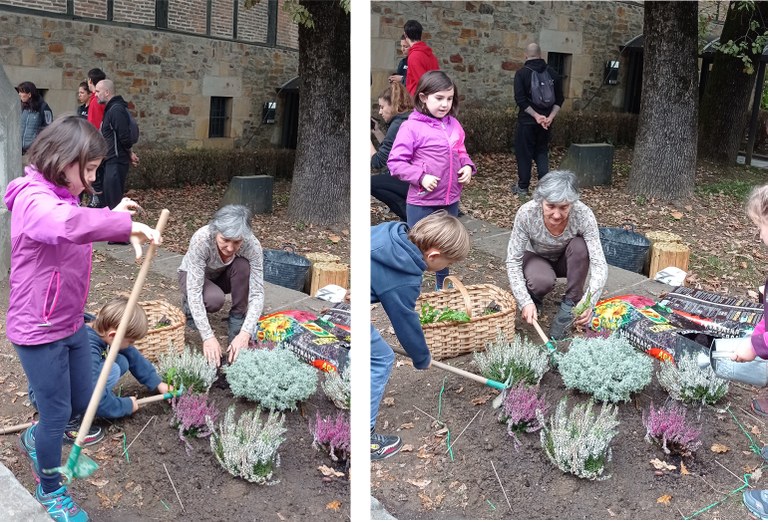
[657,352,729,405]
[321,365,351,410]
[474,331,550,386]
[207,405,286,485]
[157,345,217,394]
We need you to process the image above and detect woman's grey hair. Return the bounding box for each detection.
[209,205,253,240]
[533,170,580,204]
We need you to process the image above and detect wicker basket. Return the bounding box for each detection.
[415,276,516,360]
[133,300,186,363]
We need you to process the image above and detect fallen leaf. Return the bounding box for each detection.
[753,468,764,484]
[382,397,395,407]
[408,478,432,489]
[318,465,344,478]
[88,478,109,488]
[670,211,684,220]
[399,422,415,430]
[328,234,341,243]
[401,444,414,452]
[455,386,464,394]
[471,394,493,405]
[326,500,341,511]
[650,458,676,471]
[752,425,762,436]
[684,205,693,211]
[680,462,690,476]
[435,427,449,436]
[711,443,730,454]
[657,494,672,505]
[277,513,286,521]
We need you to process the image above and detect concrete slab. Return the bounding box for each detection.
[0,462,50,521]
[371,495,397,520]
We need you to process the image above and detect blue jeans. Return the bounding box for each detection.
[14,325,93,493]
[406,201,460,289]
[370,324,395,431]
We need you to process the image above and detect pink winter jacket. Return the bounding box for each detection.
[4,166,132,346]
[387,111,475,207]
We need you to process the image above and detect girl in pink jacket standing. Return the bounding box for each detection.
[387,70,476,289]
[4,115,160,522]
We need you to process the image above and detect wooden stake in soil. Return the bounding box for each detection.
[445,410,481,454]
[122,415,156,456]
[490,460,512,510]
[164,462,184,512]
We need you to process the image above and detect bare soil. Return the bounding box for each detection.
[0,181,350,521]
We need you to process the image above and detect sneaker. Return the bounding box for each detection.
[511,185,529,196]
[753,398,768,418]
[19,424,40,482]
[63,418,104,446]
[371,432,402,461]
[35,484,89,522]
[86,195,100,208]
[549,300,575,341]
[744,489,768,519]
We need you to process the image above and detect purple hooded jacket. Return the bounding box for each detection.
[752,276,768,359]
[4,166,132,346]
[387,111,475,207]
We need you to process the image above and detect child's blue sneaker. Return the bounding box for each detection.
[18,424,40,482]
[744,489,768,519]
[35,484,89,522]
[63,416,104,446]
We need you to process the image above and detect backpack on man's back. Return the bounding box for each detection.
[526,66,556,109]
[127,111,139,146]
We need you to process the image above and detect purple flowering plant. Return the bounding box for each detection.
[499,383,549,447]
[170,392,219,453]
[643,402,702,457]
[311,411,350,463]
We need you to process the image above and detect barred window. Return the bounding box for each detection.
[208,97,231,138]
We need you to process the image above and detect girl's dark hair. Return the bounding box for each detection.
[377,81,413,116]
[16,81,42,111]
[79,81,90,93]
[27,115,108,191]
[413,70,459,118]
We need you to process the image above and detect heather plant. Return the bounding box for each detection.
[657,352,729,405]
[474,331,549,386]
[558,335,652,403]
[322,366,351,410]
[207,405,287,485]
[311,411,350,463]
[499,384,549,447]
[225,348,318,411]
[539,398,620,480]
[643,402,702,457]
[170,392,218,454]
[157,346,217,394]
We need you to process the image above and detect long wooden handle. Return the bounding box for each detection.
[392,347,506,390]
[532,318,558,355]
[136,388,182,406]
[74,209,170,448]
[0,421,33,435]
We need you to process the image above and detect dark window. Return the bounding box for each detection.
[209,97,231,138]
[548,52,569,79]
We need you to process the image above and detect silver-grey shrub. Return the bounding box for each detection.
[474,330,550,386]
[157,346,218,394]
[322,365,351,410]
[207,405,286,485]
[539,398,620,480]
[558,335,652,403]
[657,352,729,405]
[225,348,318,411]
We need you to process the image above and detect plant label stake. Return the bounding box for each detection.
[47,209,170,483]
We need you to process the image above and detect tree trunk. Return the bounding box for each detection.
[628,2,699,200]
[698,1,768,164]
[286,1,350,225]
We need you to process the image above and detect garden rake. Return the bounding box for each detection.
[46,208,170,483]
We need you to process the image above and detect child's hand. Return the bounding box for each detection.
[130,396,138,413]
[457,166,472,184]
[157,382,171,394]
[113,197,143,215]
[421,174,440,192]
[130,223,163,262]
[731,343,758,363]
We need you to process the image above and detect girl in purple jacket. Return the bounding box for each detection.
[4,115,160,522]
[387,70,476,289]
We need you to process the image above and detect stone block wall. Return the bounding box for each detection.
[371,1,645,112]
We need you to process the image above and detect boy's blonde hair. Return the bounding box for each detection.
[747,184,768,224]
[92,298,149,341]
[408,210,470,262]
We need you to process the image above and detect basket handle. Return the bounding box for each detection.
[281,244,296,253]
[441,276,472,319]
[620,222,637,232]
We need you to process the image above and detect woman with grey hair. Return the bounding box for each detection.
[506,170,607,340]
[178,204,264,366]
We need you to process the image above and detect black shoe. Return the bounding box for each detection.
[549,300,575,341]
[371,432,402,460]
[511,185,529,196]
[87,195,101,208]
[107,241,130,246]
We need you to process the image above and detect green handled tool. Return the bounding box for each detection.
[392,347,508,390]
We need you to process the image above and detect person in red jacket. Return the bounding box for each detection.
[403,20,439,96]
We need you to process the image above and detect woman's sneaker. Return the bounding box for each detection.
[744,489,768,519]
[18,424,40,482]
[371,432,402,460]
[35,484,89,522]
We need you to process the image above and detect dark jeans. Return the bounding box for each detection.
[103,160,129,209]
[515,121,550,190]
[371,174,409,221]
[14,325,93,493]
[523,236,589,304]
[92,163,105,195]
[406,201,460,289]
[178,256,250,317]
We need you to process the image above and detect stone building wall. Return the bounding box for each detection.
[371,1,645,112]
[0,0,299,149]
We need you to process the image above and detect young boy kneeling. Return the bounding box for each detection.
[370,210,470,460]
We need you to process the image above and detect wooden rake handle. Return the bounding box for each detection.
[392,347,506,390]
[532,318,558,355]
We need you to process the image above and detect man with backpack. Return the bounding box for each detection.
[94,79,139,216]
[513,43,564,195]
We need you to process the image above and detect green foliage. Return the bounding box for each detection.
[473,331,550,386]
[558,335,652,403]
[321,365,351,410]
[696,179,757,200]
[244,0,349,26]
[539,398,620,480]
[657,352,729,405]
[207,405,286,485]
[225,348,318,411]
[419,302,471,325]
[158,346,217,394]
[712,1,768,75]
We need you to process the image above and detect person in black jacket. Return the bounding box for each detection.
[94,79,135,212]
[513,43,565,195]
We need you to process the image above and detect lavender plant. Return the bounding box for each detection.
[499,384,549,447]
[322,366,351,410]
[311,411,350,463]
[207,405,286,485]
[157,346,217,394]
[558,335,652,403]
[657,352,729,405]
[539,398,620,480]
[643,402,702,457]
[474,331,550,386]
[225,348,318,411]
[170,393,218,454]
